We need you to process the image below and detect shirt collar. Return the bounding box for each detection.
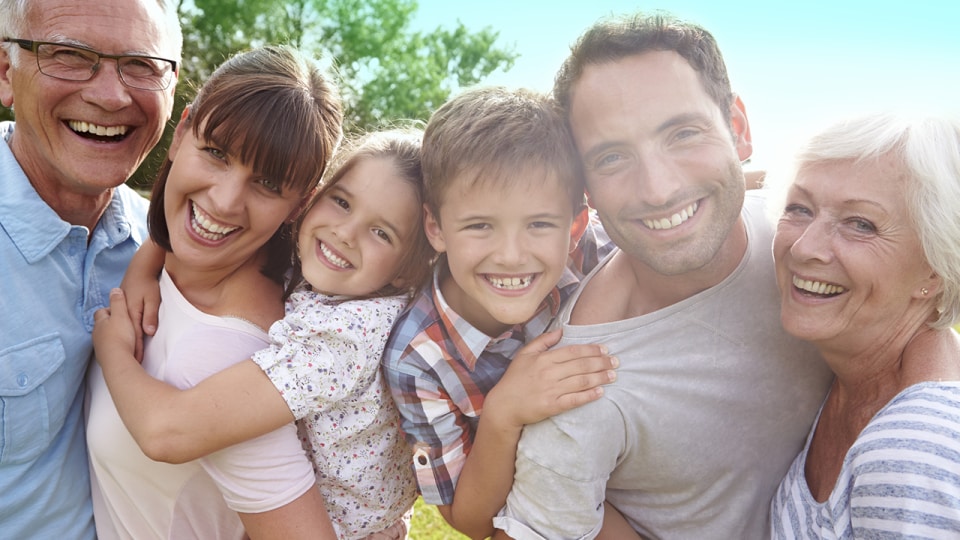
[430,263,570,371]
[0,122,137,263]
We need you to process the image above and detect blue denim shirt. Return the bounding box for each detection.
[0,122,149,539]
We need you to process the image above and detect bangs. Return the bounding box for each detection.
[194,76,330,196]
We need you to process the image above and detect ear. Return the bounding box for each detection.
[424,204,447,253]
[914,272,943,300]
[167,107,191,159]
[0,46,14,108]
[569,206,590,253]
[730,94,753,163]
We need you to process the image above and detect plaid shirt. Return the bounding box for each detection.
[381,219,611,505]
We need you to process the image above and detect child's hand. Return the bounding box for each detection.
[120,240,164,361]
[93,289,139,367]
[483,329,617,431]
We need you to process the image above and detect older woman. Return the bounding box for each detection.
[769,113,960,538]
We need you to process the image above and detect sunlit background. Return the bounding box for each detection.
[415,0,960,170]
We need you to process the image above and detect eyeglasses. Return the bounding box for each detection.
[3,38,177,91]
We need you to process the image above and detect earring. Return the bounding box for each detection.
[921,288,929,296]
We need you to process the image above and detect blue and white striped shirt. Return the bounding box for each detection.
[771,382,960,539]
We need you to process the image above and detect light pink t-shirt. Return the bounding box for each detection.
[86,270,315,540]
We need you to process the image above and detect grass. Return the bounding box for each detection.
[409,497,470,539]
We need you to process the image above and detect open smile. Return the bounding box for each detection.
[792,275,846,297]
[68,120,130,142]
[642,201,700,230]
[190,202,239,241]
[485,274,534,291]
[319,241,353,269]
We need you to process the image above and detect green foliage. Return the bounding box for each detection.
[123,0,516,188]
[410,497,470,539]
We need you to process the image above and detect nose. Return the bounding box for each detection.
[492,230,528,266]
[81,59,133,112]
[208,175,248,216]
[788,217,835,264]
[633,148,685,208]
[332,219,358,248]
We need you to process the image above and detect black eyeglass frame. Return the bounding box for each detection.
[2,38,178,91]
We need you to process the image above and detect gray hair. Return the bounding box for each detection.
[772,112,960,328]
[0,0,183,67]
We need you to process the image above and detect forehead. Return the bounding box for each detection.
[443,166,574,213]
[568,51,720,141]
[794,155,908,212]
[28,0,176,57]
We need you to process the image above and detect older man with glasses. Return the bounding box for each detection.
[0,1,182,538]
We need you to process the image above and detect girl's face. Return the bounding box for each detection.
[298,156,421,297]
[163,120,304,274]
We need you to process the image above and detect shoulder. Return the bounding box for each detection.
[848,383,960,477]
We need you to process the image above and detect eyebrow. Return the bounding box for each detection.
[793,184,887,211]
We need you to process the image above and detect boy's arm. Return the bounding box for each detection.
[120,238,165,360]
[438,330,617,539]
[239,484,337,540]
[92,289,294,462]
[492,502,642,540]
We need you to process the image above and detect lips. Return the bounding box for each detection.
[190,202,239,241]
[319,241,352,269]
[486,274,533,290]
[642,201,700,230]
[68,120,129,141]
[792,275,846,296]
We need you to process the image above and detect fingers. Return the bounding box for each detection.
[515,328,562,355]
[141,296,159,336]
[93,307,111,323]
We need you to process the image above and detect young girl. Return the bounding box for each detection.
[92,127,435,539]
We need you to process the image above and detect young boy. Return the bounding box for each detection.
[382,86,618,538]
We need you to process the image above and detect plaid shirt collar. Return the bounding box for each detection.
[429,263,576,371]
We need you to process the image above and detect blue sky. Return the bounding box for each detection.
[413,0,960,168]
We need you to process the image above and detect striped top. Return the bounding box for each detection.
[771,382,960,539]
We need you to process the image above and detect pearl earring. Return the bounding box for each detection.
[921,288,929,296]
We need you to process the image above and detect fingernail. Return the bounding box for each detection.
[610,356,619,368]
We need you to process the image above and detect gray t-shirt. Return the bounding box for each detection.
[495,192,834,539]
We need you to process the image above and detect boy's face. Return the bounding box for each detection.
[425,167,577,337]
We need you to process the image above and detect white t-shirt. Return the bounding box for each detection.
[86,270,315,540]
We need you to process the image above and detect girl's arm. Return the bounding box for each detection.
[92,288,293,463]
[120,239,165,360]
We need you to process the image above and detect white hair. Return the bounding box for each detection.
[0,0,183,67]
[766,112,960,328]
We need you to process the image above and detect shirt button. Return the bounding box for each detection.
[17,373,29,387]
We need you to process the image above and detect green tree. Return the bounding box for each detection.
[0,0,516,189]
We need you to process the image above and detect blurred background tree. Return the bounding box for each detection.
[1,0,516,190]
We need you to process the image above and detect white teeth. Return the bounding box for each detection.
[68,120,128,137]
[319,242,351,268]
[643,201,699,230]
[488,275,532,290]
[190,203,239,240]
[792,276,846,295]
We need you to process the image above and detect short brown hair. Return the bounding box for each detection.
[148,45,343,285]
[554,12,733,124]
[421,86,584,218]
